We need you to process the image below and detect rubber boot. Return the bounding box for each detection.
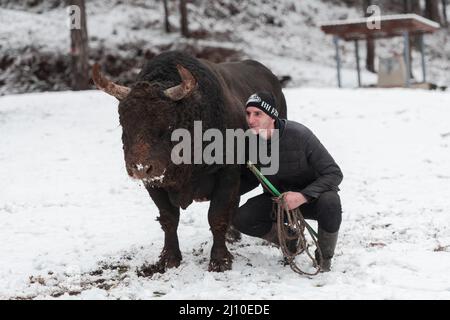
[315,227,339,272]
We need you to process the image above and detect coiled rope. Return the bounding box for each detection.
[247,161,322,276]
[273,193,321,276]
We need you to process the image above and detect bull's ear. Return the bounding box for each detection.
[92,63,131,101]
[164,64,197,101]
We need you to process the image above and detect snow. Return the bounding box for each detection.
[143,169,166,184]
[1,0,450,300]
[1,87,450,300]
[1,0,449,95]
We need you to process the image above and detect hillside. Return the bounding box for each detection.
[1,0,449,95]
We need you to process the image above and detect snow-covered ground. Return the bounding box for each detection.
[1,87,450,300]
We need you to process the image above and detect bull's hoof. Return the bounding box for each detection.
[208,252,233,272]
[159,249,182,269]
[137,250,182,277]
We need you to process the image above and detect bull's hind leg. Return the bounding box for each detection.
[207,167,240,272]
[146,187,182,270]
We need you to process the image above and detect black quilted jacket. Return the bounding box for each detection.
[240,119,343,201]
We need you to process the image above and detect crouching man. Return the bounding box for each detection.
[234,92,343,272]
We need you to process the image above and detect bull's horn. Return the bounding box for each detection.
[164,64,197,101]
[92,63,131,101]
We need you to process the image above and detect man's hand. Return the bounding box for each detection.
[283,191,308,210]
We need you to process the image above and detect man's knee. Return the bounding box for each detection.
[233,201,259,233]
[316,191,342,233]
[317,191,341,211]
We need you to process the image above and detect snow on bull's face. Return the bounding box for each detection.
[117,82,176,186]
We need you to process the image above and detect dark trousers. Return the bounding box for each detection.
[233,191,342,237]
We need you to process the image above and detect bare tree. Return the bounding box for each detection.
[363,0,376,73]
[68,0,89,90]
[163,0,171,33]
[442,0,448,27]
[401,0,422,78]
[403,0,411,12]
[410,0,422,15]
[424,0,442,24]
[179,0,189,38]
[409,0,422,44]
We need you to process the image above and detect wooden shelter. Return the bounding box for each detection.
[320,14,440,88]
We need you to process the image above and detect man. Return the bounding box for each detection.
[234,92,343,272]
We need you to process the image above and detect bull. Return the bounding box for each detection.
[92,51,287,272]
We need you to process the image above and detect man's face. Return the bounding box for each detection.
[246,106,275,138]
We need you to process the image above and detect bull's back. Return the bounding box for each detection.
[210,60,287,119]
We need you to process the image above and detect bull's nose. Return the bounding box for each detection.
[130,163,153,179]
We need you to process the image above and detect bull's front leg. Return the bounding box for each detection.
[146,186,182,270]
[208,166,240,272]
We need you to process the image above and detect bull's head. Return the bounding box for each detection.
[92,63,197,186]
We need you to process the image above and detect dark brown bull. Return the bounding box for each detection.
[93,51,287,272]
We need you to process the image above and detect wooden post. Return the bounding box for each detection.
[179,0,189,38]
[364,0,375,73]
[69,0,89,90]
[443,0,448,27]
[425,0,442,25]
[355,39,362,87]
[420,34,427,83]
[163,0,171,33]
[334,36,342,88]
[403,31,411,87]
